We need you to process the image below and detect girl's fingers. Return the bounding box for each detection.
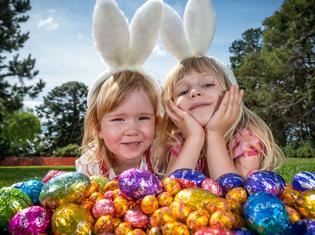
[226,86,236,115]
[165,102,180,122]
[215,90,230,116]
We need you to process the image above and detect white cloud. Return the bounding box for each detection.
[37,17,59,30]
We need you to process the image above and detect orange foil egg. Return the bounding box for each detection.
[114,195,129,217]
[148,226,162,235]
[94,215,115,234]
[281,185,300,207]
[115,222,133,235]
[162,221,190,235]
[141,195,159,214]
[104,180,119,192]
[296,190,315,219]
[127,228,147,235]
[158,192,173,207]
[206,197,229,215]
[169,201,192,221]
[150,207,176,227]
[186,209,210,231]
[209,209,236,230]
[285,205,301,222]
[162,178,181,195]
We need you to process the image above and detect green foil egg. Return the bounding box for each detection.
[39,172,91,209]
[0,187,32,230]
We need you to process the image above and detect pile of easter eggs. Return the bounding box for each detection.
[0,168,314,235]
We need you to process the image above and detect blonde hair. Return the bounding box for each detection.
[82,70,160,173]
[156,56,284,176]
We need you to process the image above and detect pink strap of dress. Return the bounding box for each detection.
[231,128,263,159]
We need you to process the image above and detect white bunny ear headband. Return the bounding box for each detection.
[160,0,237,85]
[87,0,163,105]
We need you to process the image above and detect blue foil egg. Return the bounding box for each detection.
[286,219,315,235]
[243,192,290,235]
[216,173,244,195]
[169,168,206,187]
[292,171,315,191]
[17,179,44,204]
[234,228,254,235]
[245,170,285,196]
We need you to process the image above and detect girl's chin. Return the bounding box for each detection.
[194,116,211,127]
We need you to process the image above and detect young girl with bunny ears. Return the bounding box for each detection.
[76,0,162,179]
[156,0,284,179]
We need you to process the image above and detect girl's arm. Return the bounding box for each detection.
[205,86,244,180]
[164,101,204,177]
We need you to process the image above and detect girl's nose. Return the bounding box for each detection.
[190,89,202,98]
[124,121,138,136]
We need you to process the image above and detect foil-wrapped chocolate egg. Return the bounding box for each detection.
[90,175,109,193]
[115,222,133,235]
[245,170,285,196]
[150,207,176,227]
[194,227,235,235]
[8,206,51,235]
[114,195,129,217]
[281,185,300,206]
[141,195,159,214]
[39,171,91,209]
[0,187,32,230]
[148,226,162,235]
[285,205,301,222]
[52,203,94,235]
[217,173,245,195]
[162,221,190,235]
[94,215,115,234]
[209,209,235,230]
[292,171,315,191]
[162,178,181,195]
[296,190,315,219]
[186,209,210,231]
[158,192,173,207]
[92,198,115,218]
[201,178,223,197]
[225,187,247,212]
[127,228,146,235]
[16,179,43,204]
[169,201,192,221]
[124,209,149,228]
[174,188,216,210]
[243,192,290,235]
[170,168,206,187]
[118,169,162,200]
[42,170,66,183]
[206,197,229,215]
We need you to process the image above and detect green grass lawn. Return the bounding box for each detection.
[0,158,314,188]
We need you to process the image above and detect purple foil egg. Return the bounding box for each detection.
[245,170,285,196]
[292,171,315,191]
[216,173,245,195]
[8,206,51,235]
[170,168,207,187]
[118,168,163,200]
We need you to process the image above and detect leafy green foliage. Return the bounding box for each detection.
[6,112,41,155]
[229,0,315,152]
[0,0,45,156]
[53,144,81,157]
[36,82,88,153]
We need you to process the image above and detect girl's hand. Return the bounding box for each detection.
[205,86,244,135]
[165,101,205,140]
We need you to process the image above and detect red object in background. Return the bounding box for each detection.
[0,156,76,166]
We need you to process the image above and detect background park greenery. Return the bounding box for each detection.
[0,0,314,159]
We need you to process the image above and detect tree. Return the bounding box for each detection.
[0,0,45,156]
[6,111,41,155]
[36,82,88,153]
[229,0,315,149]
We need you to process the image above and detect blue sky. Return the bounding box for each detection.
[19,0,284,108]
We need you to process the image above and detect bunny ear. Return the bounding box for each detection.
[160,3,193,61]
[184,0,216,56]
[211,57,238,85]
[92,0,129,68]
[128,0,163,66]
